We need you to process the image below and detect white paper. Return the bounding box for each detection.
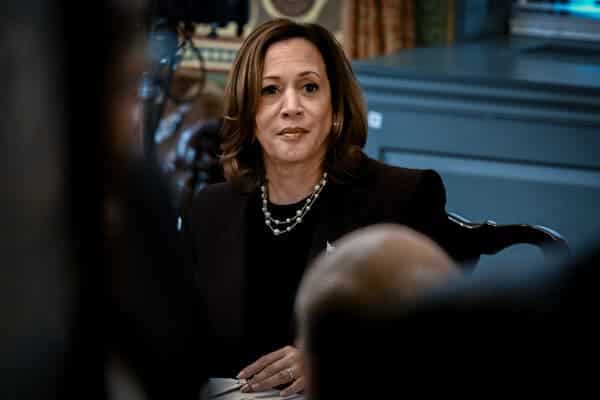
[206,378,304,400]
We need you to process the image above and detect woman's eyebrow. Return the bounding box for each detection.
[298,71,320,78]
[262,70,321,80]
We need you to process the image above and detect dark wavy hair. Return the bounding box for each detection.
[220,18,368,191]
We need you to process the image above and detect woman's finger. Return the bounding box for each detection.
[237,346,288,379]
[251,349,299,382]
[280,376,305,397]
[246,367,295,392]
[240,346,305,393]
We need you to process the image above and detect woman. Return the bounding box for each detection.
[186,18,472,396]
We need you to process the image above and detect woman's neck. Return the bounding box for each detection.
[264,161,324,205]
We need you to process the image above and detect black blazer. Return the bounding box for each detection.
[185,155,472,373]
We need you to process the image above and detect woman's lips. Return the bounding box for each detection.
[278,127,309,135]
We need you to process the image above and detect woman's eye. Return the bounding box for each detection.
[304,83,319,93]
[261,85,278,96]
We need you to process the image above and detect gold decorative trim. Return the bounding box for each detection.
[261,0,327,23]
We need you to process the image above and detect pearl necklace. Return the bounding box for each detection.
[261,172,328,236]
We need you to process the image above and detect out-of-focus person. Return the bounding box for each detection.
[297,227,600,397]
[1,0,209,398]
[294,224,461,399]
[101,2,208,399]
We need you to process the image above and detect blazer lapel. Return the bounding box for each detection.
[308,181,367,261]
[308,158,373,261]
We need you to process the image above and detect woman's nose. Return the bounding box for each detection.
[280,89,303,118]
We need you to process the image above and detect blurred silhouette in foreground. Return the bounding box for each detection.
[95,1,208,398]
[295,224,461,398]
[1,1,72,398]
[297,223,599,398]
[1,1,206,399]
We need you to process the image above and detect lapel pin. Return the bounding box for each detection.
[326,241,335,253]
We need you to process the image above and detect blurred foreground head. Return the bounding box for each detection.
[297,223,600,397]
[296,224,459,321]
[295,224,460,398]
[2,0,206,398]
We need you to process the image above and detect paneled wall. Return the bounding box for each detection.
[354,36,600,268]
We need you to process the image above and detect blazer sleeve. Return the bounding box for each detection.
[407,170,477,263]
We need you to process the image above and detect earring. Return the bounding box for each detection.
[332,119,341,138]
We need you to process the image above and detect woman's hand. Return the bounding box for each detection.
[237,345,305,396]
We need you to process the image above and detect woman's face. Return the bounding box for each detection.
[255,38,332,171]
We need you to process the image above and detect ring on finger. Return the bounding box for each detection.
[286,368,295,381]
